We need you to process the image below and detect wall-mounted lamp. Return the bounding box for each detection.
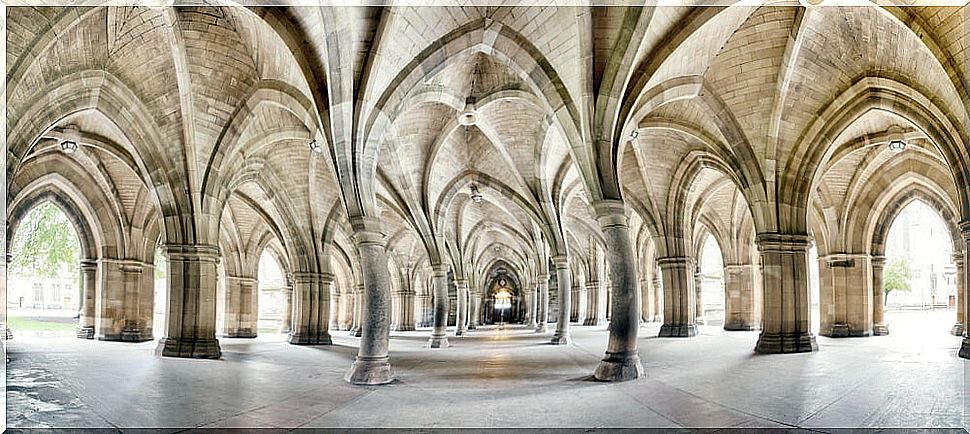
[309,139,323,154]
[470,184,484,203]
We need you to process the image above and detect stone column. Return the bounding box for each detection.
[657,256,697,337]
[155,244,222,359]
[819,254,873,337]
[723,264,760,330]
[98,259,153,342]
[523,286,536,327]
[754,234,817,354]
[455,279,468,336]
[289,272,333,345]
[280,280,294,333]
[571,280,582,323]
[575,278,588,324]
[345,222,394,385]
[592,200,643,381]
[469,292,480,329]
[694,270,704,325]
[327,283,338,333]
[961,222,970,358]
[872,256,889,336]
[77,260,98,339]
[951,253,964,336]
[583,280,606,325]
[428,265,451,348]
[535,275,550,333]
[651,275,662,322]
[551,257,572,344]
[222,275,258,338]
[392,288,416,331]
[350,284,364,337]
[0,254,10,339]
[639,276,650,323]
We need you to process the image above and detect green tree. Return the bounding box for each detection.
[883,257,913,305]
[9,202,80,278]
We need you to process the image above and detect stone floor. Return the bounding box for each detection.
[4,310,968,430]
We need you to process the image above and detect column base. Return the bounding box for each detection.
[549,332,571,345]
[583,318,606,326]
[99,330,154,342]
[535,324,548,333]
[155,337,222,359]
[280,327,292,334]
[391,325,415,332]
[455,328,465,336]
[288,333,333,345]
[959,337,970,359]
[223,330,257,339]
[593,351,643,382]
[755,331,818,354]
[77,326,95,340]
[823,323,851,337]
[468,324,477,330]
[658,323,697,337]
[345,356,394,385]
[950,323,963,336]
[428,334,450,348]
[724,323,759,331]
[349,327,362,337]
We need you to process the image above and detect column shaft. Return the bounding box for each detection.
[344,225,394,385]
[723,264,761,330]
[281,282,294,333]
[657,256,697,337]
[551,258,571,344]
[592,201,643,381]
[77,260,97,339]
[289,272,333,345]
[455,280,467,336]
[222,276,258,338]
[155,244,222,359]
[755,234,818,354]
[694,271,704,325]
[428,266,451,348]
[951,254,964,336]
[872,256,889,336]
[535,277,549,333]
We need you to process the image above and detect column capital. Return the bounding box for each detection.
[960,220,970,239]
[536,273,550,281]
[349,216,387,247]
[755,233,812,253]
[871,255,888,267]
[951,252,964,265]
[656,256,695,268]
[162,244,221,262]
[551,255,569,269]
[430,264,450,277]
[454,279,468,288]
[592,200,629,229]
[225,275,258,283]
[79,259,98,272]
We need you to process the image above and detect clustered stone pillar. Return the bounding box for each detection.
[222,275,258,338]
[288,272,333,345]
[871,256,889,336]
[694,270,704,325]
[345,221,394,385]
[657,256,697,337]
[818,254,873,337]
[156,244,222,359]
[98,259,154,342]
[327,283,338,333]
[280,279,294,334]
[572,277,586,324]
[584,280,606,325]
[951,253,965,336]
[535,275,550,333]
[723,264,761,330]
[551,256,572,344]
[592,200,643,381]
[755,234,817,354]
[350,283,364,337]
[77,259,98,339]
[391,287,416,331]
[960,222,970,359]
[524,285,537,327]
[469,292,480,329]
[455,279,468,336]
[428,265,450,348]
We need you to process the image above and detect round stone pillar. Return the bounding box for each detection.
[77,259,98,339]
[455,279,467,336]
[155,244,222,359]
[469,292,480,329]
[523,286,536,327]
[583,280,606,326]
[871,256,889,336]
[344,221,394,385]
[951,253,964,336]
[550,256,572,344]
[657,256,698,337]
[754,233,818,354]
[591,200,643,381]
[535,276,550,333]
[428,265,451,348]
[651,275,662,322]
[350,284,364,337]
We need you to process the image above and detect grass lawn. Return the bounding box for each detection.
[7,316,78,331]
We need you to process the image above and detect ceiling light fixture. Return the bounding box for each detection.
[888,139,907,153]
[470,184,484,203]
[629,130,639,141]
[59,140,78,154]
[308,139,323,154]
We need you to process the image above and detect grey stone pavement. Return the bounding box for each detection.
[4,310,967,430]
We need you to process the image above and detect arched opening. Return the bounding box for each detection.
[883,200,955,335]
[7,201,82,338]
[698,234,725,327]
[153,245,167,340]
[257,250,287,335]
